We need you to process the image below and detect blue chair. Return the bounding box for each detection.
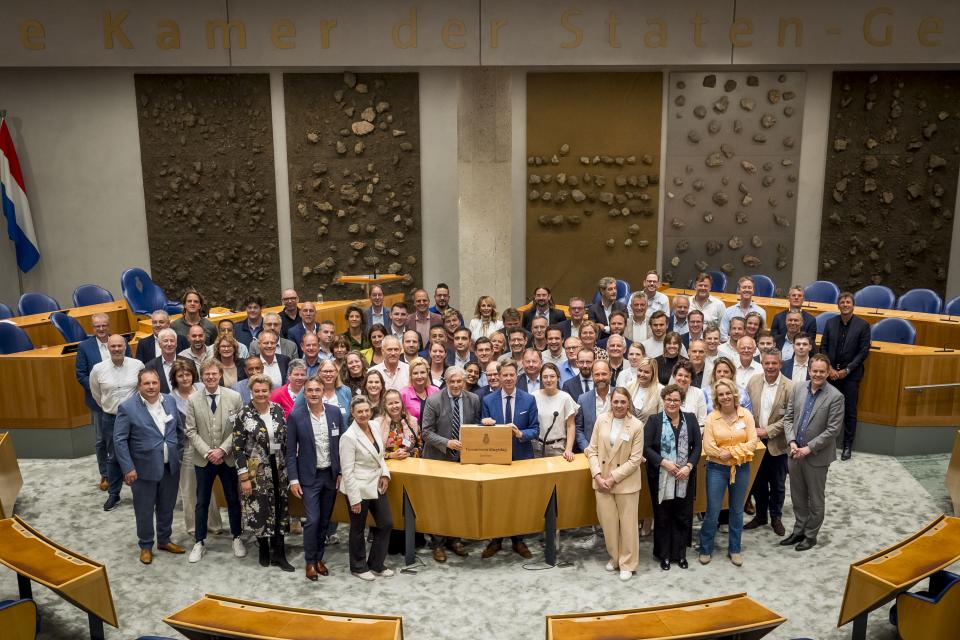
[816,311,838,334]
[0,302,14,319]
[50,312,88,343]
[804,280,840,304]
[0,598,40,639]
[591,279,631,306]
[707,270,727,292]
[871,317,916,345]
[751,274,776,297]
[946,296,960,317]
[854,285,896,310]
[17,292,60,316]
[72,284,115,307]
[121,268,183,316]
[896,288,943,314]
[0,323,34,354]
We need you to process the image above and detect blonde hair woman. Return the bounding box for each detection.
[628,357,663,423]
[469,296,503,341]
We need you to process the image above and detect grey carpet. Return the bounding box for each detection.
[3,452,955,639]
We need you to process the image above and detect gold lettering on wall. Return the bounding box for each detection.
[392,7,418,49]
[156,20,181,50]
[607,11,621,48]
[103,10,133,49]
[442,18,466,49]
[729,18,753,47]
[206,20,247,49]
[917,17,943,46]
[777,17,803,47]
[489,18,507,48]
[19,20,45,50]
[690,12,707,48]
[644,18,667,48]
[271,19,296,49]
[561,9,583,48]
[319,20,337,49]
[863,6,894,47]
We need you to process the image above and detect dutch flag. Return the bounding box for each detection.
[1,116,40,272]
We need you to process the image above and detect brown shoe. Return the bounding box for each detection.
[448,541,469,557]
[316,561,329,576]
[744,498,756,515]
[305,562,318,581]
[432,546,447,563]
[98,477,108,491]
[512,541,533,559]
[157,542,185,554]
[743,516,767,530]
[481,541,502,558]
[139,548,152,564]
[771,519,786,536]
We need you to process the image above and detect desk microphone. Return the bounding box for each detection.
[537,411,560,458]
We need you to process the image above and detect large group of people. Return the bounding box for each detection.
[74,273,869,580]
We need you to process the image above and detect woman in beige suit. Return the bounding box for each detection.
[585,386,646,581]
[339,395,394,581]
[628,356,661,537]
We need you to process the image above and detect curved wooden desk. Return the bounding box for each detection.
[165,593,402,640]
[0,516,118,639]
[947,431,960,515]
[838,514,960,639]
[7,301,135,349]
[546,593,786,640]
[0,432,23,518]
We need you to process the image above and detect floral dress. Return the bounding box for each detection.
[232,402,289,537]
[382,417,422,458]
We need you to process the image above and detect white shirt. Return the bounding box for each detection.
[90,357,145,414]
[642,336,665,358]
[533,390,579,444]
[143,395,169,463]
[717,342,739,363]
[541,349,565,368]
[645,291,670,315]
[179,345,213,371]
[311,409,332,470]
[454,352,472,368]
[690,295,726,326]
[759,375,781,428]
[781,335,796,361]
[96,338,110,361]
[735,359,763,387]
[681,387,708,425]
[469,318,503,341]
[791,357,810,383]
[260,355,282,387]
[625,317,650,344]
[609,417,625,446]
[721,302,767,340]
[595,390,611,417]
[372,361,410,391]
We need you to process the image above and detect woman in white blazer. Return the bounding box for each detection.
[585,386,646,582]
[339,395,393,581]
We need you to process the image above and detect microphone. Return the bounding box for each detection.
[538,411,561,458]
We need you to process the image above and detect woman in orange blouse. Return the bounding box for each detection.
[697,378,758,568]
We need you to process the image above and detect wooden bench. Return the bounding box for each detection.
[0,516,118,639]
[0,432,23,518]
[838,514,960,639]
[545,592,785,639]
[946,431,960,515]
[164,593,403,639]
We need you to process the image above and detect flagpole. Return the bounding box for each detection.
[1,109,27,298]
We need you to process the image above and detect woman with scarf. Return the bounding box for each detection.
[643,384,702,571]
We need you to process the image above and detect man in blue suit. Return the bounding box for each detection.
[287,377,345,580]
[574,360,612,453]
[76,313,129,491]
[113,368,185,564]
[770,286,818,343]
[479,359,539,559]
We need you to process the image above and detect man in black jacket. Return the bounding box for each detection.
[818,292,871,460]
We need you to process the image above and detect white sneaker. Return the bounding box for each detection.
[188,542,205,563]
[605,561,617,572]
[372,568,395,578]
[326,533,340,545]
[232,537,247,558]
[619,570,632,581]
[352,571,376,581]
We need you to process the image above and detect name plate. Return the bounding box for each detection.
[460,425,512,465]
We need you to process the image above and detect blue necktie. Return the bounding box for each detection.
[504,395,513,423]
[209,394,217,414]
[451,396,461,440]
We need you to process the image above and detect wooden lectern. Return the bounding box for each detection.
[459,425,512,464]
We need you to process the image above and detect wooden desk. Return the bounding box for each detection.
[545,593,785,640]
[946,431,960,515]
[838,514,960,639]
[165,593,403,640]
[336,274,407,297]
[0,433,23,518]
[8,301,135,349]
[0,516,119,639]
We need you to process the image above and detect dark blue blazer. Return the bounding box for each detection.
[135,333,188,364]
[771,309,818,341]
[597,335,633,350]
[522,307,566,330]
[561,376,590,401]
[481,389,539,460]
[286,322,320,355]
[819,315,871,382]
[233,319,264,348]
[286,403,345,487]
[114,393,184,482]
[445,351,477,367]
[780,358,810,380]
[475,384,495,401]
[76,336,130,410]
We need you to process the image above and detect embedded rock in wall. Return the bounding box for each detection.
[663,72,805,294]
[285,73,421,300]
[819,72,959,296]
[135,74,281,308]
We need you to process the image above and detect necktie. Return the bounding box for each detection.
[504,395,513,424]
[451,396,461,441]
[584,378,592,392]
[209,394,217,414]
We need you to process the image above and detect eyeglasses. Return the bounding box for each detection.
[663,397,681,404]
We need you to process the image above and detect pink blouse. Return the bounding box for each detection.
[399,384,439,421]
[269,384,297,418]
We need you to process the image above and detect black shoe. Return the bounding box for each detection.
[795,538,817,551]
[841,446,852,461]
[103,495,120,511]
[780,532,805,546]
[257,537,270,567]
[677,558,689,569]
[659,559,670,571]
[270,536,295,572]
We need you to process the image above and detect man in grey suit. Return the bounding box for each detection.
[113,368,186,565]
[780,353,844,551]
[185,358,246,564]
[420,365,480,562]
